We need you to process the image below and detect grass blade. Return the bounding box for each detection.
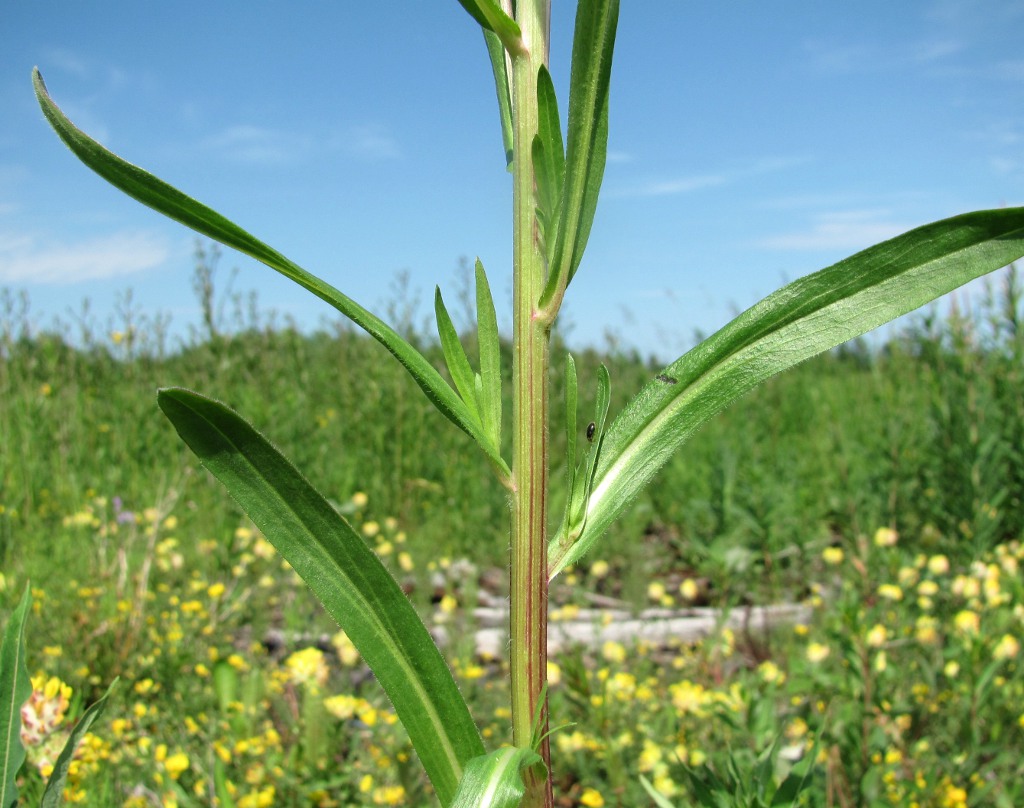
[450,747,543,808]
[549,207,1024,576]
[539,0,618,312]
[475,259,503,448]
[157,388,485,806]
[39,679,118,808]
[0,585,32,808]
[32,69,510,480]
[639,775,677,808]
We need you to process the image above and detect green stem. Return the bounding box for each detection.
[509,2,552,806]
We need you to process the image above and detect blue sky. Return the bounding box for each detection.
[3,2,1024,359]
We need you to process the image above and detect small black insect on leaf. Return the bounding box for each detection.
[586,421,596,442]
[655,374,678,385]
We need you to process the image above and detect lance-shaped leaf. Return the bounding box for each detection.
[33,69,510,481]
[560,364,610,543]
[533,64,565,246]
[0,585,32,808]
[549,208,1024,577]
[40,679,119,808]
[539,0,618,313]
[562,354,580,504]
[475,259,503,448]
[436,287,483,430]
[483,30,514,169]
[157,388,485,806]
[450,747,544,808]
[454,0,525,56]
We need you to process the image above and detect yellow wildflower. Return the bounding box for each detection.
[579,787,605,807]
[20,675,72,746]
[877,584,903,601]
[806,642,831,663]
[928,554,950,575]
[284,647,328,689]
[994,634,1020,660]
[601,641,627,664]
[866,624,888,648]
[372,785,406,805]
[822,547,844,565]
[916,616,941,645]
[953,610,980,636]
[758,660,784,684]
[164,751,190,780]
[669,680,709,715]
[332,631,360,667]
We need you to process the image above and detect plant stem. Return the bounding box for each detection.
[509,1,552,806]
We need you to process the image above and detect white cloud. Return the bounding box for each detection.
[201,125,310,165]
[620,173,727,198]
[758,210,910,251]
[0,230,169,285]
[911,38,966,64]
[991,156,1023,175]
[39,48,130,91]
[337,123,401,160]
[615,156,809,199]
[200,122,401,164]
[40,48,92,79]
[802,38,877,75]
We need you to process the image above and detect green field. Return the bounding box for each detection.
[3,261,1024,806]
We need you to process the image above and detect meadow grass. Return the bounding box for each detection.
[2,262,1024,805]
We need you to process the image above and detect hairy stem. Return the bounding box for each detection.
[509,1,553,806]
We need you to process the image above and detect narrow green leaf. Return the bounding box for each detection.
[538,0,618,311]
[563,363,610,540]
[771,735,820,806]
[752,738,782,802]
[32,69,510,481]
[157,388,485,805]
[475,259,503,448]
[0,585,32,808]
[563,354,579,504]
[213,758,237,808]
[450,747,543,808]
[483,30,514,169]
[639,775,677,808]
[453,0,525,56]
[436,287,483,429]
[533,65,565,239]
[532,138,551,250]
[40,679,118,808]
[549,208,1024,577]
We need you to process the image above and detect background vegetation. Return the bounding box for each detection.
[3,252,1023,805]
